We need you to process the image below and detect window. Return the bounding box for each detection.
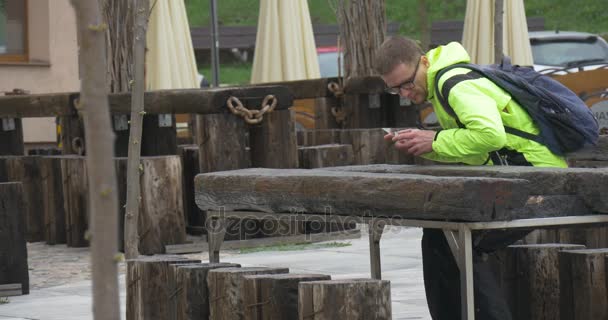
[0,0,27,62]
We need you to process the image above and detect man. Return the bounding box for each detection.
[373,36,567,319]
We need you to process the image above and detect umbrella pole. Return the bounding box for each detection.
[209,0,220,86]
[494,0,504,63]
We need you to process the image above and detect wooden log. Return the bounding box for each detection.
[0,183,28,295]
[298,279,391,320]
[493,243,585,320]
[169,263,240,320]
[242,274,331,320]
[0,118,24,156]
[177,145,205,230]
[559,249,608,320]
[115,156,187,254]
[0,156,45,242]
[313,97,340,129]
[40,156,67,245]
[114,114,178,157]
[126,256,201,320]
[250,109,299,169]
[525,225,608,249]
[60,156,89,247]
[58,96,85,155]
[195,168,530,221]
[196,113,250,173]
[298,144,354,169]
[207,267,290,320]
[0,86,294,118]
[342,93,387,129]
[322,164,608,213]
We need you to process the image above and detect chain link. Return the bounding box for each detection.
[226,95,277,125]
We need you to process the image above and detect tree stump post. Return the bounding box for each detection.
[559,248,608,320]
[207,267,290,320]
[40,156,67,245]
[0,156,45,242]
[0,182,29,294]
[115,156,187,254]
[298,279,392,320]
[126,256,201,320]
[249,109,298,169]
[196,113,251,173]
[60,155,89,247]
[170,263,241,320]
[242,274,331,320]
[493,243,586,320]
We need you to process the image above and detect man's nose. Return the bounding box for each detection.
[399,86,413,98]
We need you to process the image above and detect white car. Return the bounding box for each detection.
[529,31,608,74]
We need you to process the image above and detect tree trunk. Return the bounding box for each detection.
[335,0,386,78]
[124,0,149,259]
[70,1,120,319]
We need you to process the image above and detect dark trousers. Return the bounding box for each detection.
[422,228,529,320]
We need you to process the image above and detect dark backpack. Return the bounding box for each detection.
[434,56,599,156]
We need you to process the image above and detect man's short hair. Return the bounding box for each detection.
[374,36,424,75]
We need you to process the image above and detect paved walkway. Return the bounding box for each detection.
[0,226,430,320]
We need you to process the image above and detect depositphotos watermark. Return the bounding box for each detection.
[203,206,407,240]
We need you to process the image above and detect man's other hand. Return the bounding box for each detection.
[392,129,436,156]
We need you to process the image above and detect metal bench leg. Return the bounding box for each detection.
[458,225,475,320]
[368,219,385,280]
[207,214,226,263]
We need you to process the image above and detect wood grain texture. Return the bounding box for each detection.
[207,267,290,320]
[195,168,530,221]
[250,109,299,169]
[559,249,608,320]
[40,156,66,244]
[298,279,391,320]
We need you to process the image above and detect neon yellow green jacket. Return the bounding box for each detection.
[422,42,567,168]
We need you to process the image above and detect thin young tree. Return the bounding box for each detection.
[70,1,120,319]
[123,0,149,259]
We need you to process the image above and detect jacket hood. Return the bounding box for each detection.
[426,42,471,100]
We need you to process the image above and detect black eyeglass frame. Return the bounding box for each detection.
[385,57,421,95]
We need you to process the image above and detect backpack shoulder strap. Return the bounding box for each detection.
[434,63,483,127]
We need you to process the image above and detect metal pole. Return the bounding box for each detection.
[209,0,220,86]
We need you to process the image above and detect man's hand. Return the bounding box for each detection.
[387,129,436,156]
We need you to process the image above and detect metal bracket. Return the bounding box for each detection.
[113,115,129,131]
[158,114,173,127]
[368,94,381,109]
[2,118,16,131]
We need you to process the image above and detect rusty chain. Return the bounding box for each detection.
[327,81,347,125]
[226,95,277,125]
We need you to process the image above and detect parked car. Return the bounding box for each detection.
[529,31,608,73]
[317,46,343,78]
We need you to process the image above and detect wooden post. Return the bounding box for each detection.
[493,243,586,320]
[249,109,299,168]
[126,256,201,320]
[342,93,387,129]
[177,145,205,231]
[242,274,331,320]
[298,144,354,169]
[207,267,290,320]
[0,118,24,156]
[313,97,340,129]
[0,156,45,242]
[298,279,392,320]
[196,113,250,173]
[116,156,187,254]
[170,263,241,320]
[60,155,89,247]
[0,182,29,295]
[58,94,85,155]
[559,248,608,320]
[40,156,67,245]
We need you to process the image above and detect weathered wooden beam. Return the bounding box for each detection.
[0,86,293,118]
[195,168,530,221]
[255,76,386,99]
[323,164,608,213]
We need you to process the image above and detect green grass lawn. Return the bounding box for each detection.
[199,62,252,86]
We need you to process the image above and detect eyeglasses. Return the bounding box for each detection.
[385,58,421,95]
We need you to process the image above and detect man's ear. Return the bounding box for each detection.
[421,56,430,68]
